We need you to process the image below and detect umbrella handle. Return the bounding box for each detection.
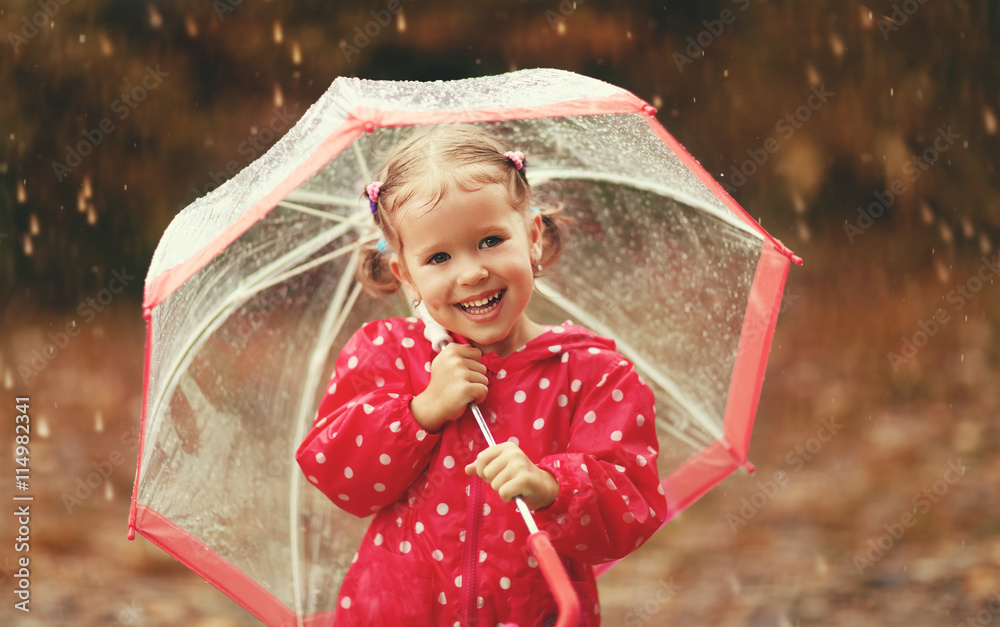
[528,531,582,627]
[415,304,581,626]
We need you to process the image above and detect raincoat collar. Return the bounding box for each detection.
[448,320,617,374]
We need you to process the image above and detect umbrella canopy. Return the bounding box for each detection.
[128,68,799,626]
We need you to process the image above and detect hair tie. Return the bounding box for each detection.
[366,181,383,215]
[504,151,524,170]
[376,238,391,254]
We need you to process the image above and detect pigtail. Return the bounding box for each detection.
[535,202,573,274]
[356,240,401,295]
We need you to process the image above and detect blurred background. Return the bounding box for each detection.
[1,0,998,625]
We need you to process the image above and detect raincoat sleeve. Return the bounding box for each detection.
[533,352,667,564]
[296,320,441,518]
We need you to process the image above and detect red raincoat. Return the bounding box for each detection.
[297,318,667,626]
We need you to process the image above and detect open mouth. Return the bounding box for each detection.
[457,290,504,315]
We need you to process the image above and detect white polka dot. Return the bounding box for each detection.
[503,530,515,542]
[437,503,449,515]
[610,430,623,441]
[338,494,349,501]
[348,356,359,369]
[315,452,327,464]
[548,345,562,353]
[385,322,393,330]
[396,358,405,370]
[576,544,588,551]
[374,533,384,546]
[308,475,318,484]
[635,537,645,548]
[614,464,626,473]
[438,592,447,605]
[477,598,483,609]
[507,437,519,446]
[606,478,617,490]
[571,379,582,392]
[355,435,363,446]
[580,514,591,526]
[514,390,526,403]
[375,377,385,387]
[424,361,431,372]
[623,512,635,523]
[344,466,353,478]
[415,522,424,534]
[561,352,570,363]
[539,378,550,389]
[363,404,374,414]
[380,454,391,465]
[400,541,412,553]
[636,455,647,467]
[402,337,415,348]
[557,394,568,407]
[552,325,565,334]
[482,504,491,516]
[528,556,538,568]
[597,374,608,387]
[373,336,384,346]
[583,411,596,423]
[581,463,589,473]
[500,577,511,590]
[480,550,487,563]
[327,381,337,394]
[497,369,507,379]
[416,430,427,441]
[636,414,645,427]
[658,484,665,495]
[389,421,403,433]
[443,456,455,469]
[612,389,624,402]
[455,575,462,587]
[533,418,545,430]
[315,416,327,428]
[432,550,444,561]
[460,530,466,542]
[340,596,352,609]
[588,347,600,355]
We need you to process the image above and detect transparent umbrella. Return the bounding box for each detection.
[128,68,800,626]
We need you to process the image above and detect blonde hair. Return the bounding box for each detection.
[359,125,569,295]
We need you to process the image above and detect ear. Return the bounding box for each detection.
[528,211,544,263]
[389,253,419,301]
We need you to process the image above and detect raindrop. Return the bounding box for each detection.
[185,15,199,38]
[651,94,663,109]
[938,220,953,245]
[397,10,407,33]
[291,41,302,65]
[22,234,33,256]
[273,20,283,44]
[806,63,820,86]
[87,203,97,225]
[626,30,632,40]
[829,33,845,58]
[16,180,26,203]
[961,217,974,239]
[3,369,11,389]
[37,416,50,438]
[99,33,113,56]
[919,201,934,225]
[934,258,949,283]
[274,84,284,108]
[556,21,566,36]
[985,107,998,135]
[95,411,104,432]
[148,5,163,29]
[79,34,86,43]
[890,87,894,97]
[77,189,87,212]
[105,481,114,501]
[978,233,992,255]
[83,175,92,198]
[29,213,39,236]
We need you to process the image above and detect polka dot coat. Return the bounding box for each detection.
[297,318,666,626]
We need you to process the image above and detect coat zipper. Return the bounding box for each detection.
[461,464,483,625]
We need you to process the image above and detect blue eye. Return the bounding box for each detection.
[427,252,450,265]
[480,236,503,249]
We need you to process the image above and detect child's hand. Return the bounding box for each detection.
[465,442,559,511]
[410,344,488,432]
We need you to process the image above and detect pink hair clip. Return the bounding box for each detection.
[504,151,524,170]
[366,181,383,215]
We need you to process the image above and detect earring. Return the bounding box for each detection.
[533,260,543,273]
[412,298,422,308]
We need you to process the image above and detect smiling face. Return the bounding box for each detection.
[389,184,544,356]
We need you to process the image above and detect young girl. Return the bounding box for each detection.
[296,125,666,626]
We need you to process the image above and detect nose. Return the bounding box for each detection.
[455,257,488,285]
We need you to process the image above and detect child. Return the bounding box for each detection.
[296,125,666,626]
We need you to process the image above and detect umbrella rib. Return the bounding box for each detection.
[288,248,365,623]
[533,279,724,442]
[352,140,373,189]
[284,189,360,208]
[278,200,351,223]
[527,167,759,238]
